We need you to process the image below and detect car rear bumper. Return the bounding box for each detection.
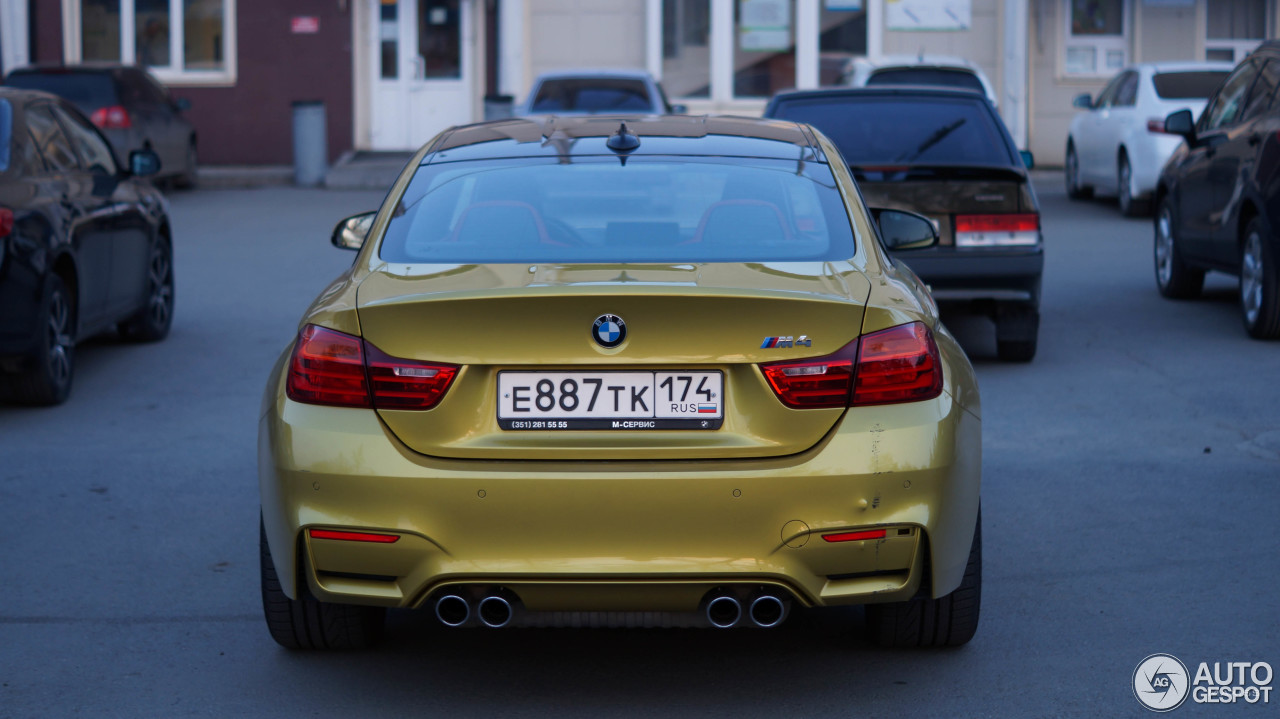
[258,352,982,613]
[897,246,1044,304]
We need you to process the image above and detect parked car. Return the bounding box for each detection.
[3,64,196,187]
[764,86,1044,361]
[1066,62,1233,216]
[258,115,983,649]
[839,55,997,106]
[516,69,684,116]
[0,88,173,405]
[1154,42,1280,339]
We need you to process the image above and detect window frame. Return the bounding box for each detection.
[61,0,238,87]
[1062,0,1131,79]
[1198,59,1260,133]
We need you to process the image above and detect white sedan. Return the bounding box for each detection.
[1065,62,1232,216]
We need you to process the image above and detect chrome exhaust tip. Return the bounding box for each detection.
[478,595,514,628]
[705,595,742,629]
[434,594,470,627]
[748,594,787,628]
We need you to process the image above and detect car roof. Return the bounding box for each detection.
[1128,61,1236,74]
[426,114,823,164]
[770,85,992,103]
[5,63,132,75]
[0,87,71,103]
[867,55,981,71]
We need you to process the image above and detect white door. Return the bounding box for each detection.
[370,0,474,150]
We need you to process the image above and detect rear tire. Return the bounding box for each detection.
[1154,198,1204,299]
[7,275,75,406]
[260,517,385,650]
[865,512,982,648]
[1066,144,1092,200]
[1118,155,1149,217]
[1240,217,1280,339]
[118,238,175,342]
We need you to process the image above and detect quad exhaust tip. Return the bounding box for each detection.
[705,595,742,628]
[749,594,786,628]
[434,594,470,627]
[478,595,514,628]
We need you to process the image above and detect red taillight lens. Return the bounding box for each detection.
[852,322,943,406]
[955,213,1039,233]
[0,208,13,238]
[364,343,458,410]
[1147,117,1167,133]
[90,105,132,129]
[285,324,458,410]
[822,529,887,543]
[286,325,370,407]
[760,341,859,409]
[309,528,399,543]
[761,322,943,409]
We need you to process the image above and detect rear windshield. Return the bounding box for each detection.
[867,68,986,94]
[4,72,116,111]
[0,99,11,172]
[378,157,856,264]
[771,96,1013,167]
[531,79,653,113]
[1152,71,1230,100]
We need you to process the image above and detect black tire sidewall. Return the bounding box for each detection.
[1241,217,1280,339]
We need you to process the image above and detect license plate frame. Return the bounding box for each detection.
[496,370,724,430]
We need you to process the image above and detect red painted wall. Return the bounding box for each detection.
[30,2,353,166]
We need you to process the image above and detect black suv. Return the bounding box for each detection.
[1155,41,1280,339]
[764,87,1043,361]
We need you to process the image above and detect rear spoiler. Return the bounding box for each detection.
[849,163,1027,182]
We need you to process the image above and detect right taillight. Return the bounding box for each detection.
[0,207,13,238]
[285,324,458,410]
[760,322,943,409]
[90,105,132,129]
[851,322,943,406]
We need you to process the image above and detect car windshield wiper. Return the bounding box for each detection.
[893,118,967,163]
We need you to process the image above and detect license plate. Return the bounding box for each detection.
[497,371,724,430]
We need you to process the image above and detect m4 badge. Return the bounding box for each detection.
[760,335,812,349]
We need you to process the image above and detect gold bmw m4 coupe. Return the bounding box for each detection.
[258,116,983,649]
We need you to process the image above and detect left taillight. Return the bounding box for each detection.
[954,213,1040,247]
[90,105,132,129]
[760,322,943,409]
[0,207,13,238]
[285,324,458,410]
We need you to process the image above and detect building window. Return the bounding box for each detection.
[662,0,711,97]
[1063,0,1128,77]
[1206,0,1267,63]
[734,0,796,98]
[71,0,236,84]
[819,3,866,86]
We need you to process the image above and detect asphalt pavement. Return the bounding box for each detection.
[1,179,1277,718]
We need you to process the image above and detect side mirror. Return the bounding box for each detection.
[332,211,377,251]
[871,208,939,251]
[1164,109,1196,142]
[1019,150,1035,169]
[670,103,688,114]
[1072,93,1093,109]
[174,97,192,112]
[128,148,161,177]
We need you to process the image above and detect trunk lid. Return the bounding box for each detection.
[853,165,1031,246]
[356,262,871,460]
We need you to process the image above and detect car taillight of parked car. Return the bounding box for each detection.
[1147,117,1167,134]
[954,213,1039,247]
[90,105,132,129]
[760,322,943,409]
[286,324,458,410]
[0,208,13,238]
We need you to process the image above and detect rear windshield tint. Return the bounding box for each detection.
[4,72,117,111]
[531,79,653,113]
[0,99,11,172]
[867,68,985,94]
[1152,71,1230,100]
[379,157,857,264]
[771,96,1013,167]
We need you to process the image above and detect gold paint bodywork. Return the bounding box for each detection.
[258,123,982,613]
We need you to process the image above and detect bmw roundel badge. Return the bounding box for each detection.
[592,314,627,348]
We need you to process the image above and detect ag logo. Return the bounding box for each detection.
[1134,654,1190,712]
